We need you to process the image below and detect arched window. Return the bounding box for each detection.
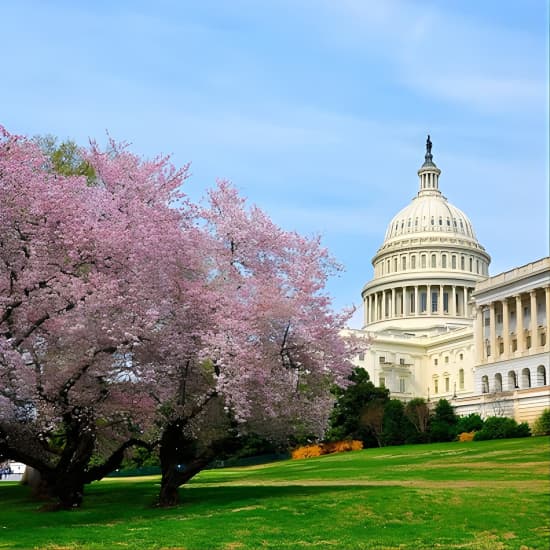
[421,255,427,269]
[442,254,447,268]
[521,368,531,389]
[411,255,416,269]
[394,257,398,272]
[431,254,436,268]
[461,256,465,270]
[481,375,489,394]
[494,373,502,392]
[536,365,547,386]
[452,255,457,269]
[402,256,407,270]
[469,258,473,272]
[508,370,518,390]
[459,368,464,389]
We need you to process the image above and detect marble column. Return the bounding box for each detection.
[516,294,524,352]
[502,298,510,359]
[475,306,484,363]
[530,290,537,348]
[489,302,497,360]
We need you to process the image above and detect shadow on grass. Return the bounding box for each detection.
[1,479,395,528]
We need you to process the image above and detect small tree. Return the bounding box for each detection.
[381,399,415,446]
[327,368,389,446]
[430,399,459,442]
[404,398,431,442]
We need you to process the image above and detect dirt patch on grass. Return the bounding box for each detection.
[190,479,549,492]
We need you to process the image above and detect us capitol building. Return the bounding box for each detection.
[349,137,549,423]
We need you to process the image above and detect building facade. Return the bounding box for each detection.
[350,138,549,423]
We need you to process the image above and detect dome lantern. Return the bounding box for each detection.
[417,134,442,197]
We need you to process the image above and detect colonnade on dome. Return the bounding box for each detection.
[365,283,472,324]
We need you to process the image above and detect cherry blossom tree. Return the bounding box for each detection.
[148,182,356,506]
[0,127,190,508]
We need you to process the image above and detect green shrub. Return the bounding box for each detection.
[473,416,531,441]
[456,413,484,434]
[532,409,550,436]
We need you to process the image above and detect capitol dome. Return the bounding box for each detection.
[361,137,490,333]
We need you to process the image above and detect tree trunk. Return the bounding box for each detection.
[158,421,213,507]
[52,473,85,509]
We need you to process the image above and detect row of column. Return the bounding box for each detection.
[365,284,471,324]
[475,287,550,363]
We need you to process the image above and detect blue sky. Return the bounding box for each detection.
[2,0,548,327]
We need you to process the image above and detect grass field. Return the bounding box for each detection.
[1,436,549,549]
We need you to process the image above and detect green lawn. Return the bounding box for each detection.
[1,437,549,549]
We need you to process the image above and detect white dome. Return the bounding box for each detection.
[384,193,477,242]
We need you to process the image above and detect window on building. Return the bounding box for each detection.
[459,369,464,389]
[431,254,437,268]
[443,293,449,313]
[421,291,427,312]
[499,342,504,354]
[358,352,365,361]
[444,356,449,364]
[439,217,442,226]
[442,254,447,268]
[421,255,426,268]
[434,379,439,394]
[434,358,438,366]
[512,339,517,352]
[476,259,480,274]
[469,257,473,272]
[394,257,398,272]
[481,375,489,393]
[526,335,531,349]
[461,256,465,270]
[411,255,416,269]
[387,259,390,272]
[541,332,546,346]
[459,353,463,361]
[399,358,405,365]
[445,378,450,392]
[431,291,438,313]
[399,377,406,393]
[452,255,457,269]
[379,356,386,364]
[402,256,406,270]
[379,377,385,387]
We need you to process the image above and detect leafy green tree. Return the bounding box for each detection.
[327,368,389,446]
[34,134,95,182]
[430,399,459,442]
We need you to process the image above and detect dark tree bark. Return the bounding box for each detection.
[158,420,238,507]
